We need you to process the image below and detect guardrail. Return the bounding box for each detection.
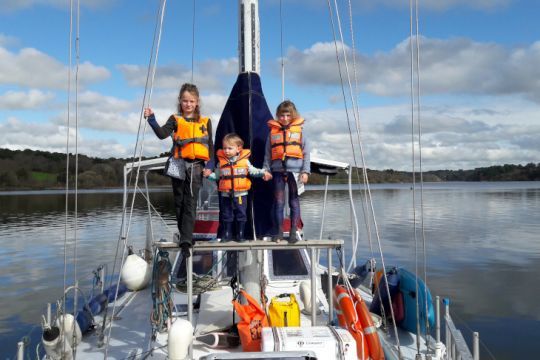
[437,297,479,360]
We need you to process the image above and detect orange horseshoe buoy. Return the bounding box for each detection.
[373,269,384,292]
[333,293,347,328]
[335,285,369,360]
[353,289,384,360]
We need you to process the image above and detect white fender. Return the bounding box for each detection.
[121,253,151,291]
[42,326,61,359]
[299,280,312,314]
[43,314,80,360]
[168,318,193,360]
[55,314,82,347]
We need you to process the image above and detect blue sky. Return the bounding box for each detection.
[1,0,539,170]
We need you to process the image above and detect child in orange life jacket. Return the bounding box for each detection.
[144,83,214,257]
[263,100,310,243]
[206,133,271,242]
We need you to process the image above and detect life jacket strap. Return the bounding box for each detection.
[176,136,209,147]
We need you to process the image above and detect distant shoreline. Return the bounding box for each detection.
[3,181,540,195]
[1,148,539,190]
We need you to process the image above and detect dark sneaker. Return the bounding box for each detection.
[271,232,283,242]
[288,227,299,243]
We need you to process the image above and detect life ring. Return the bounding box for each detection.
[335,285,369,360]
[353,289,384,360]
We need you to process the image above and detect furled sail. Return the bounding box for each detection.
[214,72,274,238]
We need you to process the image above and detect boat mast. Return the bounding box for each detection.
[239,0,260,73]
[237,0,263,302]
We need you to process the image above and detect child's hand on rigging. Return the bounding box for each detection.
[143,108,154,118]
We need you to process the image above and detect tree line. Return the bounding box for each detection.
[0,148,539,190]
[0,148,169,190]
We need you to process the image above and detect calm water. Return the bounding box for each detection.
[1,182,539,359]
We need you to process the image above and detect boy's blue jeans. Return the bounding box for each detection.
[272,171,300,235]
[219,194,248,222]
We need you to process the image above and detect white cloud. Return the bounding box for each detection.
[284,38,540,103]
[50,91,138,133]
[117,58,237,93]
[0,46,110,89]
[0,89,55,109]
[267,0,511,12]
[3,91,538,169]
[362,0,511,11]
[1,116,74,152]
[0,116,131,158]
[302,97,540,171]
[129,89,227,129]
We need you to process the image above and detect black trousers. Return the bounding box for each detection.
[171,162,203,245]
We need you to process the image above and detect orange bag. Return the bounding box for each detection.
[232,289,269,352]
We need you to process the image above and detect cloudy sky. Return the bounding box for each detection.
[1,0,539,170]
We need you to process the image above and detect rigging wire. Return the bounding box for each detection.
[62,0,74,342]
[328,0,402,353]
[71,1,81,355]
[408,0,421,353]
[279,0,285,100]
[344,0,376,273]
[62,0,81,357]
[409,0,433,353]
[412,0,432,348]
[330,0,380,273]
[191,0,196,83]
[346,0,374,263]
[103,0,168,356]
[324,0,360,248]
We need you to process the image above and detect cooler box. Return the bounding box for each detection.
[261,326,357,360]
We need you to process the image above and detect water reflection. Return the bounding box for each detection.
[1,183,539,359]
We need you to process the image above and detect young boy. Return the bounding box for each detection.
[207,133,271,241]
[263,100,310,243]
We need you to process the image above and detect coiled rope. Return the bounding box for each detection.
[151,249,174,333]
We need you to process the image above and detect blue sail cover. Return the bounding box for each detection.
[214,72,274,237]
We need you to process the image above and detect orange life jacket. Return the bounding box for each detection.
[217,149,252,193]
[267,118,304,161]
[173,115,210,161]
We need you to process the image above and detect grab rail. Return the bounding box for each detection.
[155,239,344,359]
